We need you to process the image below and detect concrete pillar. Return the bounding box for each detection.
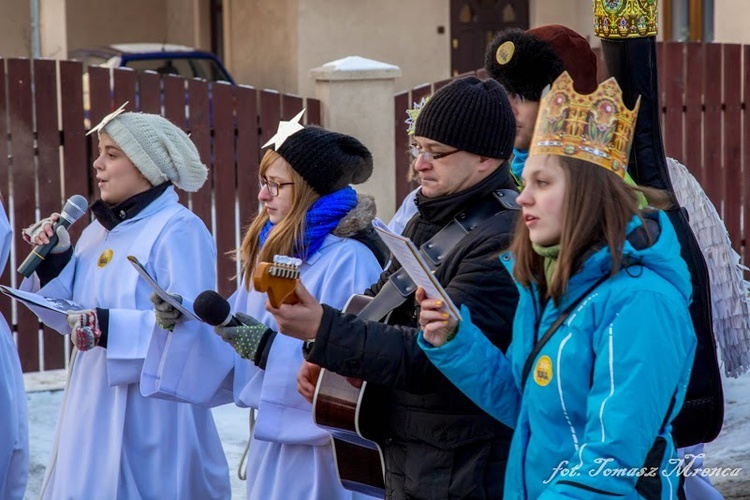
[310,56,401,221]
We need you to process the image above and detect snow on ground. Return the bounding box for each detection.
[22,370,750,499]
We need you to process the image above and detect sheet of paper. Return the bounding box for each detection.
[0,285,85,334]
[127,255,199,321]
[0,285,85,314]
[372,219,462,321]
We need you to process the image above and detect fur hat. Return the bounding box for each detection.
[485,24,598,101]
[101,112,208,192]
[273,126,373,195]
[414,76,515,160]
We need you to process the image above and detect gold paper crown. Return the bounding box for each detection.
[529,71,640,178]
[594,0,658,39]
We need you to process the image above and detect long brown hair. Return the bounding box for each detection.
[510,155,669,304]
[238,150,320,289]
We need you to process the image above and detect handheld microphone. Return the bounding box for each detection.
[194,290,243,327]
[18,194,89,278]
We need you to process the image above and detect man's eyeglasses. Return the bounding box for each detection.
[259,177,294,197]
[409,144,460,163]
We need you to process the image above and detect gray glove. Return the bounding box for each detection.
[149,291,183,331]
[22,217,71,254]
[214,312,272,360]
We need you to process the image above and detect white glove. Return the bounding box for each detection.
[149,291,183,331]
[22,216,71,254]
[66,309,101,351]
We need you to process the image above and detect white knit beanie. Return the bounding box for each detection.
[101,112,208,192]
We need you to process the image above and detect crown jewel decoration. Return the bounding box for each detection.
[594,0,658,39]
[405,96,430,136]
[530,71,640,178]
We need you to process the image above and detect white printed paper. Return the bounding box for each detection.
[127,255,199,321]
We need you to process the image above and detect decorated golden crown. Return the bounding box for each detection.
[594,0,658,39]
[529,71,640,178]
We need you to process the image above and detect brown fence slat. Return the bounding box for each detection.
[702,44,723,210]
[0,59,11,333]
[723,44,742,253]
[663,42,685,163]
[305,98,321,125]
[137,71,161,114]
[259,90,281,148]
[212,82,237,297]
[162,74,188,206]
[59,60,90,218]
[744,45,750,265]
[113,68,137,111]
[186,78,211,224]
[236,85,260,235]
[34,59,66,370]
[8,58,39,372]
[684,43,705,183]
[88,66,113,199]
[282,94,304,120]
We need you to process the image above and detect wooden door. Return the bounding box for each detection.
[450,0,529,76]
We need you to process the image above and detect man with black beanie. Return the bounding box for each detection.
[269,76,520,499]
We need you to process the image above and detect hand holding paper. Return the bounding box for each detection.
[416,287,458,347]
[371,219,461,321]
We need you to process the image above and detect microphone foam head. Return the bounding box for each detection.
[62,195,89,222]
[194,290,232,326]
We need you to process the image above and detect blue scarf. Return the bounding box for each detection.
[259,186,358,259]
[511,148,528,180]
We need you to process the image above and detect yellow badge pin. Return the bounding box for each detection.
[495,41,515,65]
[533,355,553,386]
[98,249,114,268]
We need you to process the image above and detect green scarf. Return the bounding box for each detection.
[532,243,560,284]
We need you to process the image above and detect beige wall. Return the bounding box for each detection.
[63,0,168,52]
[166,0,212,49]
[224,0,450,95]
[0,0,32,57]
[713,0,749,43]
[530,0,597,45]
[225,0,299,92]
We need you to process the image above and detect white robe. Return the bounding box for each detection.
[142,233,383,499]
[0,203,29,500]
[31,188,230,500]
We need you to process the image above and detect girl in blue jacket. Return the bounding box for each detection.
[417,72,697,499]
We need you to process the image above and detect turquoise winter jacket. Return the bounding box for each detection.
[420,211,696,499]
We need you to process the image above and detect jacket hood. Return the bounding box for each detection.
[585,210,693,304]
[332,193,377,238]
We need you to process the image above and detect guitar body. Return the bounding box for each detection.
[312,294,387,497]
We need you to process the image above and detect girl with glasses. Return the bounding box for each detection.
[145,117,386,499]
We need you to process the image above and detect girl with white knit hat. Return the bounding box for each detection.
[22,104,230,499]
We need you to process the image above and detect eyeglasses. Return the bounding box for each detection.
[409,144,460,163]
[259,177,294,197]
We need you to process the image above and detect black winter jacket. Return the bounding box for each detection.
[306,166,520,499]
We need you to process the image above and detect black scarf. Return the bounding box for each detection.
[91,182,172,231]
[405,163,514,247]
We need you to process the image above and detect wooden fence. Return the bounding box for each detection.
[0,58,320,372]
[394,41,750,267]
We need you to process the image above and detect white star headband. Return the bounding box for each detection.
[263,109,306,149]
[86,101,129,136]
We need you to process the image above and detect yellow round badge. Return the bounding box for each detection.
[98,249,114,268]
[533,355,553,386]
[495,41,515,65]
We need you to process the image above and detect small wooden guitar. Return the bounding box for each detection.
[252,255,302,308]
[253,255,386,497]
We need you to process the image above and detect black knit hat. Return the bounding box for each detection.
[485,25,598,102]
[414,76,515,160]
[273,126,374,195]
